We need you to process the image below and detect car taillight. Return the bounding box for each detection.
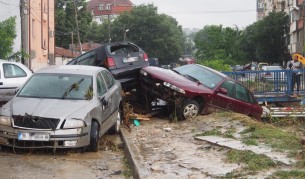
[105,57,116,67]
[144,53,148,62]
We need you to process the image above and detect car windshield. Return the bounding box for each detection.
[18,73,93,100]
[173,65,224,89]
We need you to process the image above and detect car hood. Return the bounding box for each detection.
[1,97,93,120]
[143,66,213,93]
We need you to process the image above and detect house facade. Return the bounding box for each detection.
[257,0,304,55]
[20,0,55,71]
[87,0,133,25]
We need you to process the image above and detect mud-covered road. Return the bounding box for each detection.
[0,135,131,179]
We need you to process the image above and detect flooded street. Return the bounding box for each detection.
[0,135,130,179]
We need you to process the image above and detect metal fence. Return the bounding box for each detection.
[223,69,305,102]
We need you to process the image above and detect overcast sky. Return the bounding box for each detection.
[131,0,257,29]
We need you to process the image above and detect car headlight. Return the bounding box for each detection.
[140,69,148,76]
[163,82,185,94]
[63,119,85,129]
[0,116,11,126]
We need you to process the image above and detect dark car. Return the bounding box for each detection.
[67,42,149,91]
[148,58,159,67]
[139,64,262,120]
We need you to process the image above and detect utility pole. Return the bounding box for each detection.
[108,14,111,42]
[73,1,82,54]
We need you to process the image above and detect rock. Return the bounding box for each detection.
[163,128,172,132]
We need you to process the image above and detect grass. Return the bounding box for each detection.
[226,149,276,171]
[122,157,133,178]
[240,124,303,152]
[243,139,258,146]
[194,129,221,137]
[271,170,305,179]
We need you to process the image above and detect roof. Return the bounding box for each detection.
[75,42,102,51]
[35,65,107,76]
[88,0,133,16]
[55,47,80,58]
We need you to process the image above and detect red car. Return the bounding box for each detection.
[139,64,262,120]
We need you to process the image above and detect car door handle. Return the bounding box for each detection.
[0,82,3,85]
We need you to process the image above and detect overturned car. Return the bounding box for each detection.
[139,64,262,120]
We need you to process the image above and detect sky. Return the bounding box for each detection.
[131,0,257,29]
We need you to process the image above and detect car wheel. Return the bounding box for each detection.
[178,99,199,120]
[108,110,121,135]
[88,121,99,152]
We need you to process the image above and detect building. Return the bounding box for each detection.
[87,0,133,25]
[257,0,304,55]
[20,0,55,71]
[55,47,80,65]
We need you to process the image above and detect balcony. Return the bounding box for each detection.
[298,18,304,30]
[297,0,304,6]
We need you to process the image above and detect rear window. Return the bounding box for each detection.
[107,44,140,55]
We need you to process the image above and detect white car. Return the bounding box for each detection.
[0,60,32,101]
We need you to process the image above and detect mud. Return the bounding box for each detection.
[0,135,130,179]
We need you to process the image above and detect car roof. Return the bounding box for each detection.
[35,65,107,75]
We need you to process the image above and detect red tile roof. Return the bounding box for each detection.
[88,0,133,16]
[55,47,80,58]
[76,42,102,51]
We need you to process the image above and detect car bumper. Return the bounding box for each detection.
[0,125,89,149]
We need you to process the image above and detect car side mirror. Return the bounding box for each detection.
[15,88,20,94]
[216,88,227,95]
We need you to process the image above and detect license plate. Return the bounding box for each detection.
[123,57,138,63]
[18,132,50,141]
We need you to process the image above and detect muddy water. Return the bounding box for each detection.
[0,135,129,179]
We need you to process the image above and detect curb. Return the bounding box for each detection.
[120,127,142,179]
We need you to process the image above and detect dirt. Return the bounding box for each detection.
[126,112,305,178]
[0,135,131,179]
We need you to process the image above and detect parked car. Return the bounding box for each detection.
[260,65,286,83]
[67,41,149,91]
[0,65,123,151]
[0,60,32,102]
[148,58,159,67]
[139,64,263,120]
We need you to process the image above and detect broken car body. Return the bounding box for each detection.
[0,65,123,151]
[139,64,263,120]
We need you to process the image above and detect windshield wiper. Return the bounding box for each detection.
[62,78,84,99]
[183,74,201,84]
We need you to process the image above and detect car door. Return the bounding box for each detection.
[211,80,235,110]
[0,63,30,100]
[96,72,111,124]
[228,83,251,115]
[101,70,120,114]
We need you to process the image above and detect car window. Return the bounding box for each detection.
[3,63,27,78]
[107,44,139,55]
[235,83,249,102]
[101,70,114,89]
[18,74,93,100]
[77,51,96,65]
[96,73,107,96]
[219,80,235,98]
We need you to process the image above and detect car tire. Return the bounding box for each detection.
[178,99,199,120]
[88,121,99,152]
[108,110,121,135]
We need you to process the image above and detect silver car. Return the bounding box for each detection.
[0,65,123,152]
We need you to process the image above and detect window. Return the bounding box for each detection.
[77,51,96,65]
[235,83,248,102]
[96,73,107,96]
[3,64,27,78]
[98,4,104,10]
[101,70,114,89]
[106,4,111,10]
[219,80,235,98]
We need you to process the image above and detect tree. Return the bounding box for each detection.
[241,11,290,64]
[194,25,246,68]
[85,4,184,64]
[55,0,92,49]
[0,16,16,59]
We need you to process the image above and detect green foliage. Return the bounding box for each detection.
[0,16,16,59]
[195,129,222,137]
[241,11,290,64]
[226,149,276,171]
[55,0,92,48]
[85,4,184,65]
[197,59,232,72]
